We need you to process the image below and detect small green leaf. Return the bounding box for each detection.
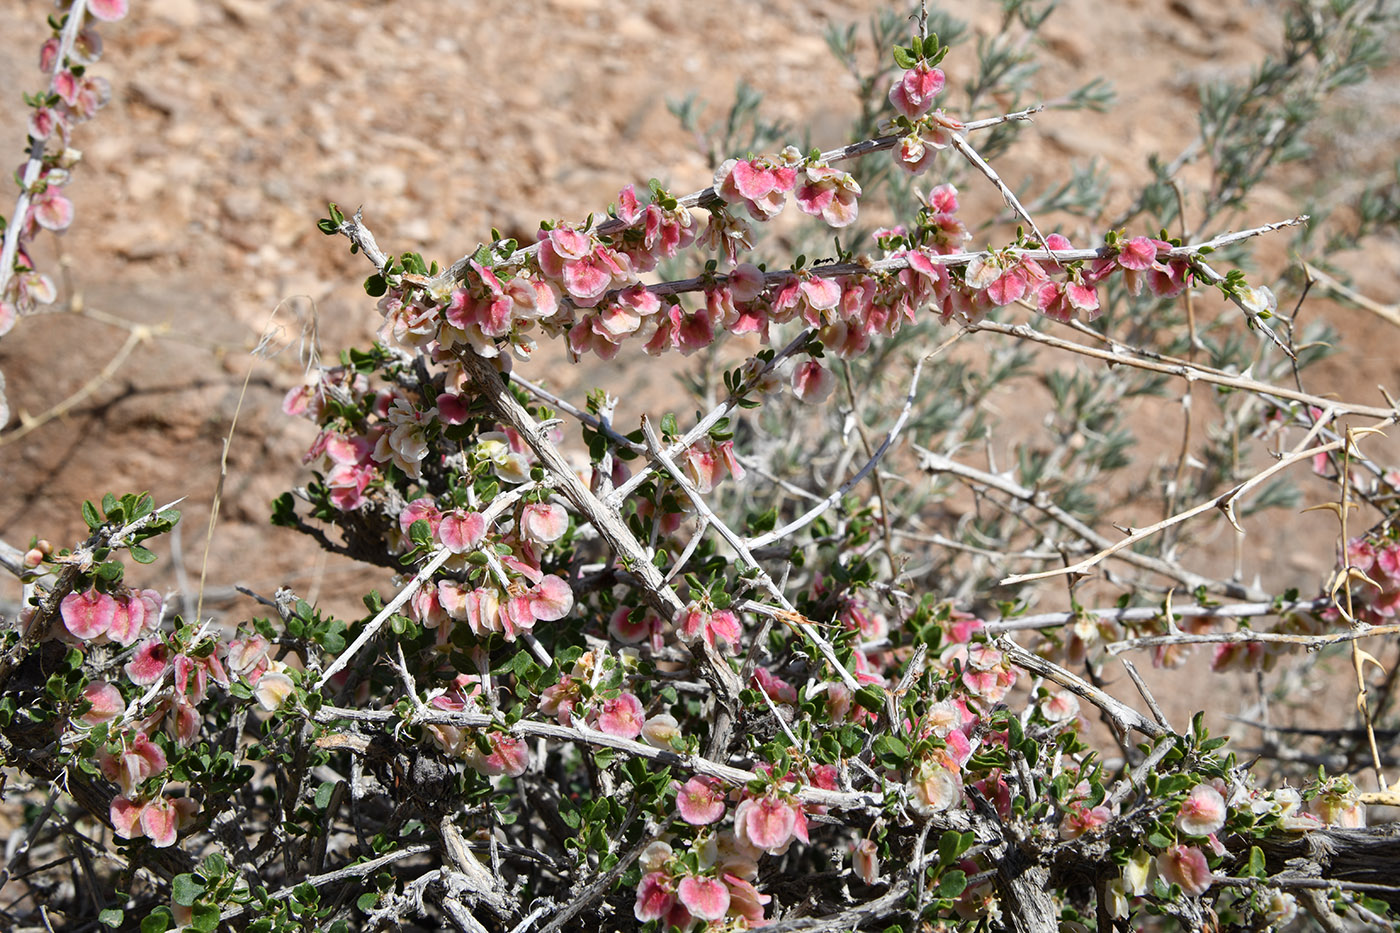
[98,908,124,928]
[82,499,102,530]
[854,684,885,712]
[141,908,174,933]
[938,830,962,866]
[129,545,158,564]
[190,903,220,933]
[172,873,205,907]
[937,869,967,898]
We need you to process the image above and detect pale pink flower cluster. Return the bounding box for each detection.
[637,765,835,928]
[60,587,162,647]
[537,651,649,739]
[1339,534,1400,625]
[714,149,801,221]
[3,3,128,334]
[424,677,531,777]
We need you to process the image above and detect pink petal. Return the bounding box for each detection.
[140,796,179,847]
[617,184,642,224]
[110,796,144,838]
[563,257,612,301]
[32,188,74,231]
[676,777,727,825]
[800,276,841,311]
[105,598,143,647]
[739,795,797,851]
[125,639,170,685]
[88,0,129,21]
[529,575,574,622]
[986,271,1027,306]
[437,392,471,424]
[80,682,126,725]
[439,510,486,552]
[1118,236,1157,271]
[677,875,730,921]
[596,692,644,739]
[520,503,568,543]
[791,360,834,404]
[61,590,116,640]
[634,872,676,922]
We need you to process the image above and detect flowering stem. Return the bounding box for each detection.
[0,2,92,298]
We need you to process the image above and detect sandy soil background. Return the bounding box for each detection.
[0,0,1398,740]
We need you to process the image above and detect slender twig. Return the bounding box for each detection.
[996,637,1168,739]
[915,446,1267,599]
[639,416,861,695]
[217,845,434,921]
[963,317,1396,420]
[982,596,1330,635]
[999,427,1355,589]
[1105,622,1400,657]
[748,333,962,550]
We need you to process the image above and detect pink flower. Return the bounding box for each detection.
[681,438,744,494]
[61,589,116,640]
[753,667,797,704]
[594,692,644,739]
[608,606,659,645]
[80,682,126,726]
[398,497,443,537]
[853,838,880,884]
[677,874,730,921]
[125,639,171,685]
[1059,803,1111,840]
[1176,784,1227,836]
[88,0,130,21]
[520,502,568,543]
[735,793,798,852]
[724,873,771,923]
[907,754,962,814]
[794,164,861,228]
[676,777,727,825]
[226,634,271,680]
[439,509,486,552]
[791,360,835,404]
[105,595,146,647]
[141,795,180,847]
[641,713,682,748]
[465,732,529,777]
[527,574,573,622]
[634,872,676,922]
[714,155,798,221]
[111,796,144,839]
[1157,844,1214,896]
[1117,236,1157,271]
[107,733,167,796]
[888,63,946,119]
[253,670,296,711]
[677,606,742,654]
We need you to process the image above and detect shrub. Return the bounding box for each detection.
[2,2,1399,931]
